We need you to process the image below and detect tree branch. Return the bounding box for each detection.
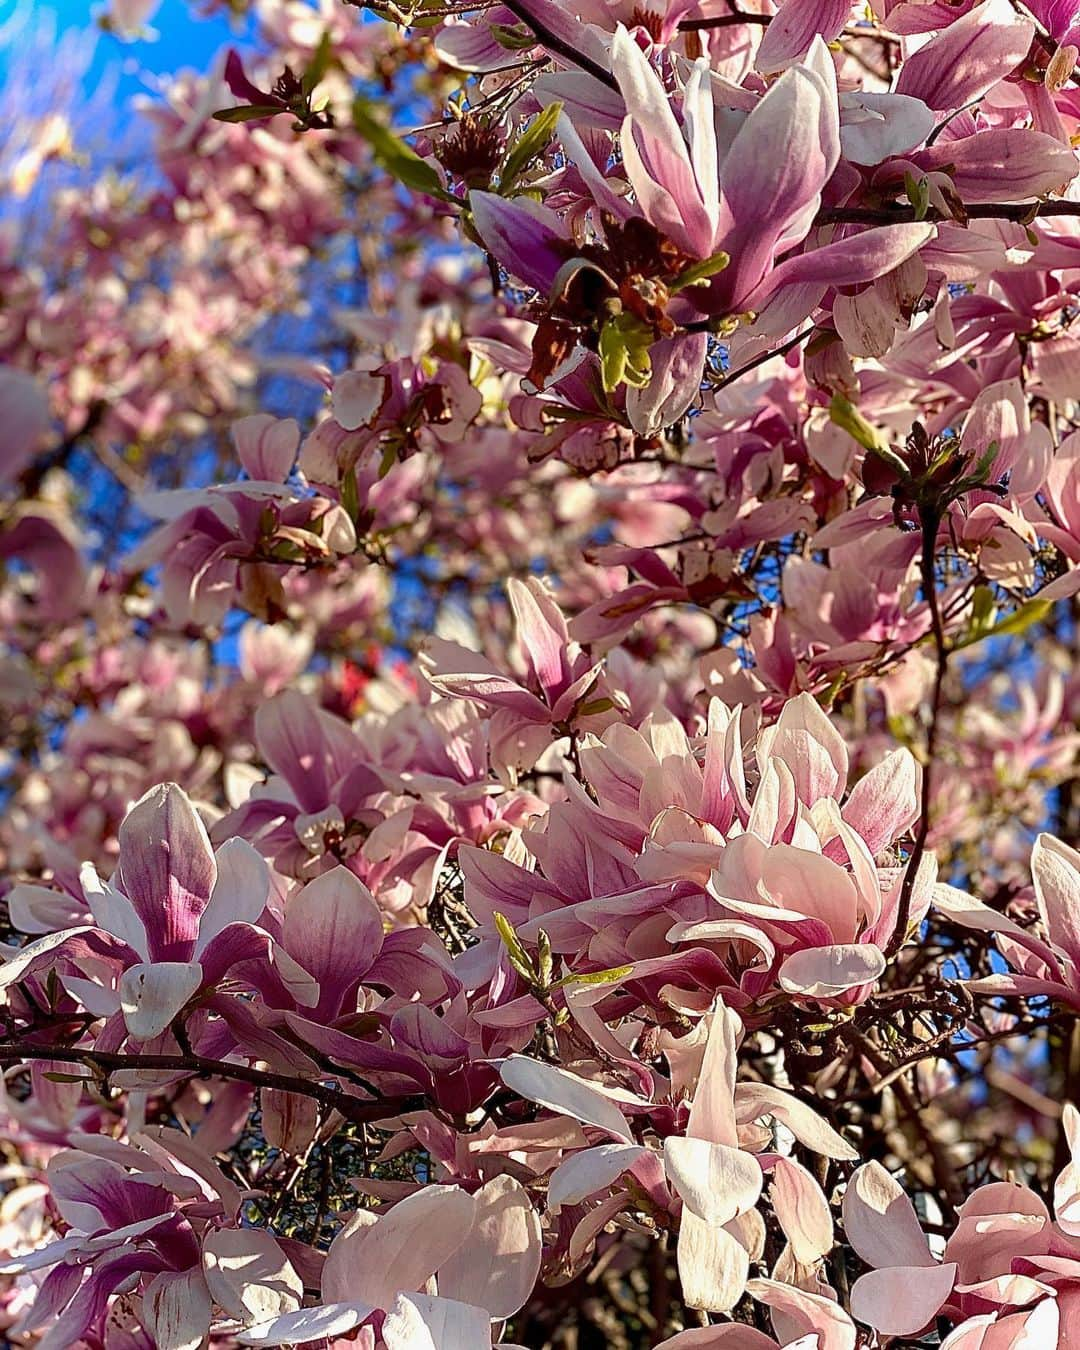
[818,201,1080,227]
[0,1042,417,1127]
[498,0,620,91]
[886,505,946,958]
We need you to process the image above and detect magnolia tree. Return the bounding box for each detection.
[3,0,1080,1345]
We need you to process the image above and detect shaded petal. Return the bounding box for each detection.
[745,223,936,311]
[143,1268,213,1350]
[237,1302,375,1346]
[469,192,568,295]
[850,1263,957,1337]
[321,1186,477,1307]
[203,1228,303,1326]
[548,1143,648,1212]
[500,1055,634,1142]
[195,838,270,955]
[842,1160,935,1268]
[895,0,1035,110]
[746,1277,857,1350]
[80,863,149,958]
[770,1157,833,1266]
[757,0,853,72]
[735,1084,856,1159]
[778,943,886,998]
[436,1175,541,1319]
[119,961,203,1041]
[1032,832,1080,970]
[382,1292,491,1350]
[678,1210,749,1313]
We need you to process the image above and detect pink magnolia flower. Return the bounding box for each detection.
[502,998,854,1314]
[0,1134,240,1350]
[936,832,1080,1010]
[470,32,934,392]
[127,415,356,628]
[0,782,315,1042]
[463,682,922,1012]
[0,366,51,487]
[422,576,613,776]
[234,1177,541,1347]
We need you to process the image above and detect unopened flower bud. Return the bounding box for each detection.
[1047,44,1078,93]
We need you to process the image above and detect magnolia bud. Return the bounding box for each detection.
[261,1087,319,1155]
[1046,44,1078,93]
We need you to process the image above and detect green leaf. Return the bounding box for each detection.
[552,964,634,989]
[494,911,538,984]
[340,467,360,525]
[302,31,334,96]
[828,394,908,475]
[904,170,930,221]
[537,928,554,989]
[962,584,997,645]
[577,696,614,717]
[954,595,1054,650]
[670,250,730,292]
[499,102,562,194]
[489,21,537,50]
[352,98,451,201]
[213,105,286,123]
[599,314,652,393]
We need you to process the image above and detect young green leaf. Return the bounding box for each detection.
[352,99,452,201]
[499,103,562,195]
[552,964,634,989]
[670,250,730,293]
[599,314,652,393]
[494,910,538,984]
[213,105,287,123]
[301,31,334,96]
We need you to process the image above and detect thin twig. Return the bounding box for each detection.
[499,0,619,91]
[0,1042,415,1128]
[818,201,1080,227]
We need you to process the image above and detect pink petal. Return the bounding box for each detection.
[117,782,216,963]
[756,0,853,72]
[382,1293,491,1350]
[500,1055,634,1142]
[770,1158,833,1266]
[203,1228,303,1325]
[778,943,886,998]
[321,1186,477,1307]
[282,865,384,1011]
[895,0,1035,110]
[437,1175,541,1319]
[143,1268,213,1350]
[842,1161,935,1269]
[850,1262,958,1337]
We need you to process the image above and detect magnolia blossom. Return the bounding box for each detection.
[6,0,1080,1345]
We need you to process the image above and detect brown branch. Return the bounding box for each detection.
[17,401,106,499]
[498,0,619,91]
[0,1042,416,1128]
[678,12,770,30]
[886,504,946,958]
[818,201,1080,227]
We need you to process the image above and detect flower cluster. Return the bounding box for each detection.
[3,0,1080,1346]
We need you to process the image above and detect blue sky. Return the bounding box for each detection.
[2,0,250,101]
